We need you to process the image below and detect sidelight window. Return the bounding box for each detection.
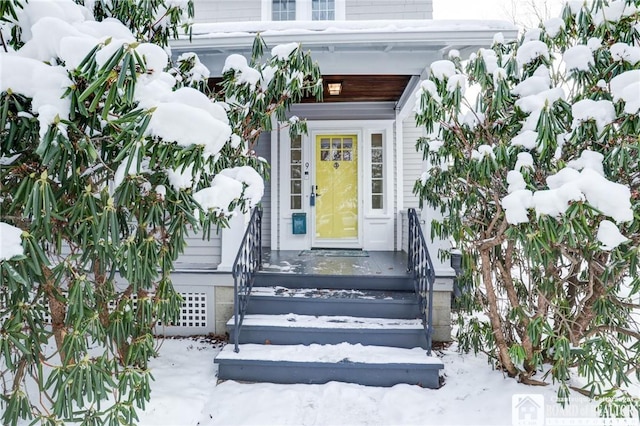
[371,133,384,210]
[290,135,303,209]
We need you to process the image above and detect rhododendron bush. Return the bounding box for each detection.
[0,0,321,424]
[414,0,639,415]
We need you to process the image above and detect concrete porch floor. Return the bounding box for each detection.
[261,249,409,277]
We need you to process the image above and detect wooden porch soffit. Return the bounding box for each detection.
[208,74,413,103]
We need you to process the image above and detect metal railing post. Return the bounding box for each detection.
[406,208,436,356]
[232,207,263,353]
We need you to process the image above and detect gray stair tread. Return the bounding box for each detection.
[251,286,415,301]
[216,342,442,366]
[228,314,423,329]
[254,273,414,291]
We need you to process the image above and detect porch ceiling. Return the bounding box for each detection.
[208,74,413,103]
[307,74,412,103]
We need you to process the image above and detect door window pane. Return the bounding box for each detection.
[291,135,302,149]
[291,195,301,210]
[372,195,383,210]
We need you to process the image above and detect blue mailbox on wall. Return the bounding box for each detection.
[292,213,307,235]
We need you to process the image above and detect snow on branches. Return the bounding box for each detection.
[0,1,322,424]
[413,0,640,413]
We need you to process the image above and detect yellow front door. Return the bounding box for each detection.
[315,134,358,240]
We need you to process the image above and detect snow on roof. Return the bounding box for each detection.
[190,19,517,38]
[174,19,518,50]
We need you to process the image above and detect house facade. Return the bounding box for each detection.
[165,0,517,337]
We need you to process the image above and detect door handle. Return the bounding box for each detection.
[310,185,320,207]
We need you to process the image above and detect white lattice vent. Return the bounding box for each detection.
[175,293,207,328]
[39,292,207,328]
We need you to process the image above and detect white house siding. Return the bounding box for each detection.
[191,0,432,23]
[192,0,261,23]
[174,227,222,268]
[402,114,424,210]
[345,0,432,20]
[60,229,220,268]
[254,132,272,248]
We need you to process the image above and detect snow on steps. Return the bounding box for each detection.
[236,313,423,329]
[247,286,421,319]
[254,272,414,291]
[228,313,428,348]
[215,343,443,388]
[217,277,442,388]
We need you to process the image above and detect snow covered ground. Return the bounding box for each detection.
[137,338,639,426]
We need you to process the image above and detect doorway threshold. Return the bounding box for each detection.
[299,249,369,257]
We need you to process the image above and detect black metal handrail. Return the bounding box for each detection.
[233,206,263,353]
[407,208,436,356]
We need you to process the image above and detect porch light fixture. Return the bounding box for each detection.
[327,82,342,96]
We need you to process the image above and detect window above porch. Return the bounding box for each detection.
[266,0,345,22]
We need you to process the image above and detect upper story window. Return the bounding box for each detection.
[265,0,343,21]
[273,0,296,21]
[312,0,335,20]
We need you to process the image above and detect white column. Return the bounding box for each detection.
[420,207,455,278]
[421,135,455,278]
[217,211,249,272]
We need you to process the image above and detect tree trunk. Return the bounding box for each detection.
[480,249,519,377]
[571,281,606,342]
[93,260,111,330]
[498,250,536,375]
[43,268,69,364]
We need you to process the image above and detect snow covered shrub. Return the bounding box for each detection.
[414,0,639,414]
[0,0,321,424]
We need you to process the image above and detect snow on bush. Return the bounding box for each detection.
[223,54,262,88]
[271,42,299,60]
[563,45,594,71]
[414,0,640,414]
[0,222,24,261]
[430,60,457,80]
[145,102,232,155]
[516,40,549,68]
[0,0,322,424]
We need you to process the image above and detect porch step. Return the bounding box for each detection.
[254,272,413,291]
[215,343,443,388]
[247,286,420,319]
[228,314,428,348]
[217,270,442,388]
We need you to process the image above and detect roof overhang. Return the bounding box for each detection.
[172,19,518,76]
[170,19,517,110]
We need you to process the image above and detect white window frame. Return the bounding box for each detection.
[368,131,386,213]
[262,0,345,21]
[270,0,296,21]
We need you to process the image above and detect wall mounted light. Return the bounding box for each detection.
[327,82,342,96]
